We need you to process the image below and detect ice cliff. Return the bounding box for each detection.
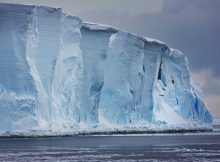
[0,3,213,136]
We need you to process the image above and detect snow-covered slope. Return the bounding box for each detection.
[0,3,212,136]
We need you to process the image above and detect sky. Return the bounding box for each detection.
[0,0,219,118]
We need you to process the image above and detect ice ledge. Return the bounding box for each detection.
[82,22,118,32]
[82,22,169,52]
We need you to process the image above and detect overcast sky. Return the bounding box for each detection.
[0,0,219,118]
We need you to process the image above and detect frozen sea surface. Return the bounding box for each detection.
[0,124,219,162]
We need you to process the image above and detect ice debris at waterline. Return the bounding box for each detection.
[0,3,212,136]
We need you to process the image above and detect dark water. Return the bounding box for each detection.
[0,126,220,161]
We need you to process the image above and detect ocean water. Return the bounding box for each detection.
[0,124,219,161]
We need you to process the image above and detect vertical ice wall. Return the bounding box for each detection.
[0,4,66,133]
[140,40,167,122]
[80,24,116,127]
[51,15,83,129]
[141,38,213,125]
[0,4,36,95]
[26,6,62,124]
[153,48,212,125]
[99,32,145,125]
[0,3,212,135]
[35,7,61,94]
[0,4,39,132]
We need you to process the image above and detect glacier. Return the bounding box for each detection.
[0,3,213,136]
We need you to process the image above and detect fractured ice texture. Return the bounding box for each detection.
[0,3,212,135]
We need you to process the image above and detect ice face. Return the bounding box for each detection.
[0,3,213,135]
[0,4,38,133]
[99,32,146,125]
[0,4,36,96]
[79,24,115,127]
[51,15,83,129]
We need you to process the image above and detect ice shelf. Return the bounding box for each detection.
[0,3,212,136]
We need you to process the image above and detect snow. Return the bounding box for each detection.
[145,37,167,47]
[0,3,213,136]
[82,22,118,32]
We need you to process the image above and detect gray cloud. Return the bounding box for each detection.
[162,0,192,14]
[0,0,164,15]
[73,0,220,77]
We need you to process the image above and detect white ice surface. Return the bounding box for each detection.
[0,3,213,136]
